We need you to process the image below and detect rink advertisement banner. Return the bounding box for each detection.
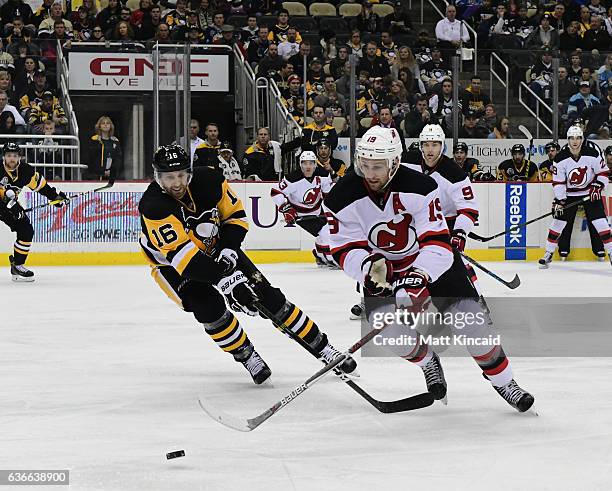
[68,52,230,92]
[504,183,527,260]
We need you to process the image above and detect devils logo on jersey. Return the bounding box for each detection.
[568,166,588,187]
[368,213,418,256]
[303,186,322,206]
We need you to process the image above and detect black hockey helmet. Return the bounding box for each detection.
[408,141,420,152]
[153,144,191,173]
[544,142,560,152]
[605,145,612,156]
[511,143,525,155]
[316,138,332,150]
[3,142,21,155]
[453,142,468,153]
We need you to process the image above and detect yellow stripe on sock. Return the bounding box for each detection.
[298,319,314,339]
[223,332,247,352]
[210,317,238,340]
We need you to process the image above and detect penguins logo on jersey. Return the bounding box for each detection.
[183,207,220,247]
[568,167,588,187]
[303,186,322,206]
[368,214,418,256]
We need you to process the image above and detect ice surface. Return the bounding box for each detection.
[1,261,611,491]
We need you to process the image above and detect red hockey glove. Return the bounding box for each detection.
[552,198,566,219]
[392,268,431,313]
[361,253,393,297]
[450,229,467,252]
[279,203,298,225]
[589,181,604,202]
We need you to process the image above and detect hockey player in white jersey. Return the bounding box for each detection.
[323,125,535,412]
[539,125,612,268]
[271,151,335,266]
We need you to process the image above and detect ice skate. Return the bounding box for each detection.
[234,344,271,385]
[349,300,365,320]
[311,249,327,268]
[421,352,447,404]
[493,379,536,414]
[559,251,568,262]
[595,251,605,262]
[9,255,34,282]
[538,251,553,269]
[319,341,358,376]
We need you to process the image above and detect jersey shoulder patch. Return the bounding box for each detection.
[324,171,368,213]
[436,157,469,184]
[285,169,306,183]
[389,165,438,196]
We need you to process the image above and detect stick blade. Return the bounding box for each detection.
[197,398,254,432]
[374,392,435,414]
[506,274,521,289]
[518,124,533,141]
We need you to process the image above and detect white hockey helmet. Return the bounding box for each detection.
[300,150,317,164]
[419,124,445,144]
[567,125,583,139]
[355,126,402,178]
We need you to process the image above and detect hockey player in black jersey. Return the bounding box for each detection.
[452,142,495,181]
[497,144,539,182]
[139,144,356,385]
[0,142,68,281]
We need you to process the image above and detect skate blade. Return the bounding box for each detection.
[436,395,448,406]
[12,275,35,283]
[349,313,364,321]
[538,263,550,269]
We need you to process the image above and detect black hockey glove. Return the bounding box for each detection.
[216,248,238,276]
[589,181,604,202]
[361,253,393,297]
[216,270,259,316]
[53,191,69,208]
[552,198,566,219]
[6,198,24,220]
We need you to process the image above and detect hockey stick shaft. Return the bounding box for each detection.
[24,179,115,213]
[253,300,433,413]
[468,196,589,242]
[460,251,520,289]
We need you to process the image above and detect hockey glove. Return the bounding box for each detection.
[589,181,604,202]
[450,229,467,252]
[392,268,431,313]
[552,198,566,219]
[6,198,24,220]
[53,191,69,208]
[216,270,259,316]
[279,203,298,225]
[216,248,238,276]
[361,253,393,297]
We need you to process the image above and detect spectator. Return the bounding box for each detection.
[346,30,364,58]
[257,43,283,78]
[588,0,606,18]
[32,0,54,29]
[1,0,34,31]
[510,5,536,45]
[0,111,17,142]
[29,91,68,134]
[429,77,457,129]
[582,16,611,51]
[40,21,73,67]
[288,41,312,76]
[353,1,380,34]
[227,0,247,17]
[601,84,612,104]
[154,23,172,44]
[581,97,612,137]
[38,3,73,37]
[273,61,294,90]
[557,66,577,105]
[463,75,490,117]
[36,119,63,177]
[605,7,612,36]
[96,0,122,33]
[241,126,300,181]
[6,24,41,59]
[334,62,352,97]
[240,15,259,44]
[317,31,336,62]
[313,75,346,111]
[137,5,162,40]
[404,95,433,137]
[560,20,583,53]
[214,25,242,50]
[302,105,338,151]
[567,51,583,85]
[391,46,423,94]
[382,1,414,35]
[435,4,470,59]
[164,0,188,31]
[384,79,411,122]
[488,116,511,139]
[577,6,591,37]
[278,27,300,61]
[547,3,566,33]
[379,31,398,65]
[0,49,15,74]
[179,118,203,163]
[329,46,349,80]
[526,14,560,49]
[315,139,345,178]
[0,71,17,106]
[497,144,539,182]
[0,90,25,129]
[413,28,434,64]
[459,110,489,138]
[130,0,152,30]
[281,74,303,107]
[18,69,49,118]
[185,25,205,45]
[197,0,216,28]
[358,41,390,79]
[73,6,96,41]
[215,144,242,181]
[194,122,223,167]
[596,53,612,91]
[111,21,135,41]
[561,0,580,24]
[246,26,269,66]
[88,115,122,180]
[204,11,224,44]
[268,9,301,44]
[420,46,451,92]
[14,57,39,97]
[580,66,598,96]
[374,105,408,160]
[567,80,600,118]
[527,48,555,101]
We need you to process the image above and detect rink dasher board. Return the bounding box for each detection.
[1,181,610,264]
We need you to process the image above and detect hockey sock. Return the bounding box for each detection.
[545,219,567,253]
[275,302,321,348]
[12,240,31,265]
[473,345,513,387]
[464,263,482,296]
[401,335,433,367]
[590,218,612,254]
[203,311,250,356]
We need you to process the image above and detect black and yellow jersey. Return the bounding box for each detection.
[193,140,221,168]
[139,167,249,283]
[301,123,338,152]
[0,161,59,201]
[538,159,554,182]
[497,158,539,182]
[316,157,346,179]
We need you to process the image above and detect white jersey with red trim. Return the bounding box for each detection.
[553,144,609,199]
[322,166,454,284]
[403,155,479,234]
[270,169,334,216]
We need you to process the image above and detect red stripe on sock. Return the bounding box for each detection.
[483,357,509,376]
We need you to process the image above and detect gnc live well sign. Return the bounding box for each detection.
[68,52,229,92]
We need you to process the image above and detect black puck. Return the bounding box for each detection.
[166,450,185,460]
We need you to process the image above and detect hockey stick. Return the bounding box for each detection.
[24,179,115,213]
[198,318,433,432]
[459,251,521,289]
[253,300,433,414]
[518,124,534,171]
[468,196,590,242]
